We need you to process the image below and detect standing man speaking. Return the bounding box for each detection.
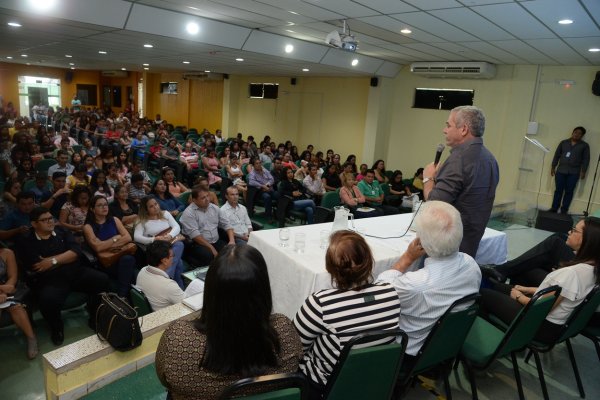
[423,106,499,258]
[550,126,589,214]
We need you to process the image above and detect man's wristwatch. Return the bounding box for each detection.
[112,237,118,243]
[422,177,433,184]
[51,257,58,266]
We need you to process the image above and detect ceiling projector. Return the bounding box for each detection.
[325,20,358,52]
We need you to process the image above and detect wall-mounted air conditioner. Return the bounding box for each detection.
[101,70,128,78]
[410,62,496,79]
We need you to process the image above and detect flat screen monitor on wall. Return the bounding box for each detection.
[413,88,474,110]
[160,82,178,94]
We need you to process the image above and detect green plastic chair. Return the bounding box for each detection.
[320,190,341,210]
[526,285,600,400]
[36,158,57,173]
[581,324,600,362]
[397,293,480,400]
[178,191,192,205]
[130,286,153,316]
[219,372,308,400]
[459,285,561,400]
[323,329,408,400]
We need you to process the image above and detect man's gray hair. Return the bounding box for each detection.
[453,106,485,137]
[414,201,463,258]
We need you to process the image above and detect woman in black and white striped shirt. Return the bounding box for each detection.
[293,230,401,397]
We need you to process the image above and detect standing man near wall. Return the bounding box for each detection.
[422,105,499,258]
[550,126,589,214]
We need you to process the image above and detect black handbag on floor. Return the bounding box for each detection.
[96,292,143,351]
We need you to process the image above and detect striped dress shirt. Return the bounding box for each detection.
[376,252,481,355]
[293,282,400,386]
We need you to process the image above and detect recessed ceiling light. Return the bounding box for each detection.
[236,58,244,62]
[284,44,294,53]
[287,22,295,26]
[589,48,600,52]
[143,63,149,66]
[186,22,199,35]
[182,61,190,64]
[558,19,573,25]
[69,63,74,66]
[204,70,211,73]
[400,28,412,34]
[21,54,28,58]
[285,29,295,33]
[70,67,75,70]
[26,62,31,65]
[98,50,107,54]
[144,67,149,70]
[351,59,359,66]
[143,44,153,48]
[288,11,298,15]
[121,67,126,71]
[7,22,21,27]
[6,56,13,59]
[187,6,199,10]
[302,68,309,72]
[65,54,72,58]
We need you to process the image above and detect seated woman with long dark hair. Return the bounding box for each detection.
[279,167,316,224]
[150,178,185,218]
[293,230,400,398]
[155,245,302,400]
[481,217,600,342]
[82,195,137,297]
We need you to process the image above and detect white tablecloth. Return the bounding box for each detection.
[248,213,507,318]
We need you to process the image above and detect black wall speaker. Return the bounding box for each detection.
[592,71,600,96]
[65,70,73,83]
[370,77,379,87]
[291,77,297,85]
[223,73,229,79]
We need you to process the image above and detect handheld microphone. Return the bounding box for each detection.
[434,143,445,166]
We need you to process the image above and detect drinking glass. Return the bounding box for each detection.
[279,228,290,247]
[295,232,306,253]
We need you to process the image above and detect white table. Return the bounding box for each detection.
[248,213,507,318]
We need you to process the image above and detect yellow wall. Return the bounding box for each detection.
[381,65,600,212]
[144,72,223,131]
[0,62,139,114]
[224,75,370,161]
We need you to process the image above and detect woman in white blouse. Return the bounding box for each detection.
[134,196,186,289]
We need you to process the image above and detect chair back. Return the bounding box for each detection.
[324,329,407,400]
[219,372,308,400]
[557,285,600,342]
[495,285,561,358]
[321,191,341,209]
[411,293,480,375]
[35,158,57,173]
[381,183,390,196]
[178,191,191,205]
[130,286,153,316]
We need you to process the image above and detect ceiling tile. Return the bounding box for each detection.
[402,0,463,10]
[242,30,328,62]
[357,15,442,42]
[429,7,515,40]
[389,11,478,41]
[352,0,418,14]
[458,41,527,64]
[491,39,559,63]
[524,38,590,65]
[472,2,557,39]
[301,0,380,18]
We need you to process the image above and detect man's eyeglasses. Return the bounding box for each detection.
[36,217,54,223]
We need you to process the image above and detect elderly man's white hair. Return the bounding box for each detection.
[414,201,463,258]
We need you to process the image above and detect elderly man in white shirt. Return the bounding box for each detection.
[180,187,235,266]
[376,200,481,361]
[136,241,203,311]
[220,186,252,244]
